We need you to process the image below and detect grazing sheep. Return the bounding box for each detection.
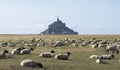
[106,44,119,54]
[89,55,100,59]
[20,59,43,68]
[11,47,23,55]
[0,50,8,58]
[39,50,55,58]
[100,54,114,59]
[20,48,33,54]
[55,51,71,60]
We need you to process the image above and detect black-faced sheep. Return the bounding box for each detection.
[55,51,71,60]
[0,50,8,58]
[11,47,23,55]
[106,44,119,54]
[100,54,114,59]
[39,50,55,58]
[20,59,43,68]
[96,58,105,64]
[91,44,99,48]
[20,48,33,54]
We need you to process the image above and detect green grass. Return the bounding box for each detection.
[0,35,120,70]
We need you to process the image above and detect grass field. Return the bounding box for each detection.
[0,35,120,70]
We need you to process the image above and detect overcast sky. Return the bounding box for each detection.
[0,0,120,34]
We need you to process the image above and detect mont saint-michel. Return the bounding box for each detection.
[41,17,78,35]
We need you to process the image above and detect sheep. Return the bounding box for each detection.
[96,59,105,64]
[39,50,55,58]
[20,48,33,54]
[106,44,119,54]
[91,44,99,48]
[98,44,107,48]
[0,41,8,47]
[55,51,71,60]
[72,43,79,47]
[0,50,8,58]
[100,54,114,59]
[53,41,65,47]
[11,47,23,55]
[89,55,100,59]
[20,59,43,68]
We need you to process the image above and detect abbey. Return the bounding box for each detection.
[41,17,78,35]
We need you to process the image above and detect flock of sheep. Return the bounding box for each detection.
[0,37,120,68]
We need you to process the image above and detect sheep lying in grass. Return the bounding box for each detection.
[20,59,43,68]
[96,58,105,64]
[55,51,71,60]
[100,54,114,59]
[90,54,114,60]
[11,47,24,55]
[0,50,8,58]
[39,50,55,58]
[106,44,119,54]
[20,48,33,54]
[89,55,100,59]
[91,44,98,48]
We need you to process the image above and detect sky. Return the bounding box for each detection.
[0,0,120,34]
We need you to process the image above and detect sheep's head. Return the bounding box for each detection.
[117,51,119,54]
[36,62,43,68]
[50,50,55,53]
[3,50,8,53]
[111,55,115,58]
[66,51,71,56]
[21,47,25,49]
[30,48,34,51]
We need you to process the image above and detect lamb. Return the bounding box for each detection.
[89,55,100,59]
[39,50,55,58]
[20,59,43,68]
[20,48,33,54]
[100,54,114,59]
[106,44,119,54]
[0,50,8,58]
[55,51,71,60]
[11,47,24,55]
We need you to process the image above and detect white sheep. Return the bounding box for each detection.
[98,44,107,48]
[106,44,119,54]
[55,51,71,60]
[96,59,105,64]
[0,50,8,58]
[20,48,33,54]
[100,54,114,59]
[91,44,98,48]
[39,50,55,58]
[20,59,43,68]
[89,55,100,59]
[11,47,22,55]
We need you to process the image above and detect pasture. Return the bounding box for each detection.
[0,35,120,70]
